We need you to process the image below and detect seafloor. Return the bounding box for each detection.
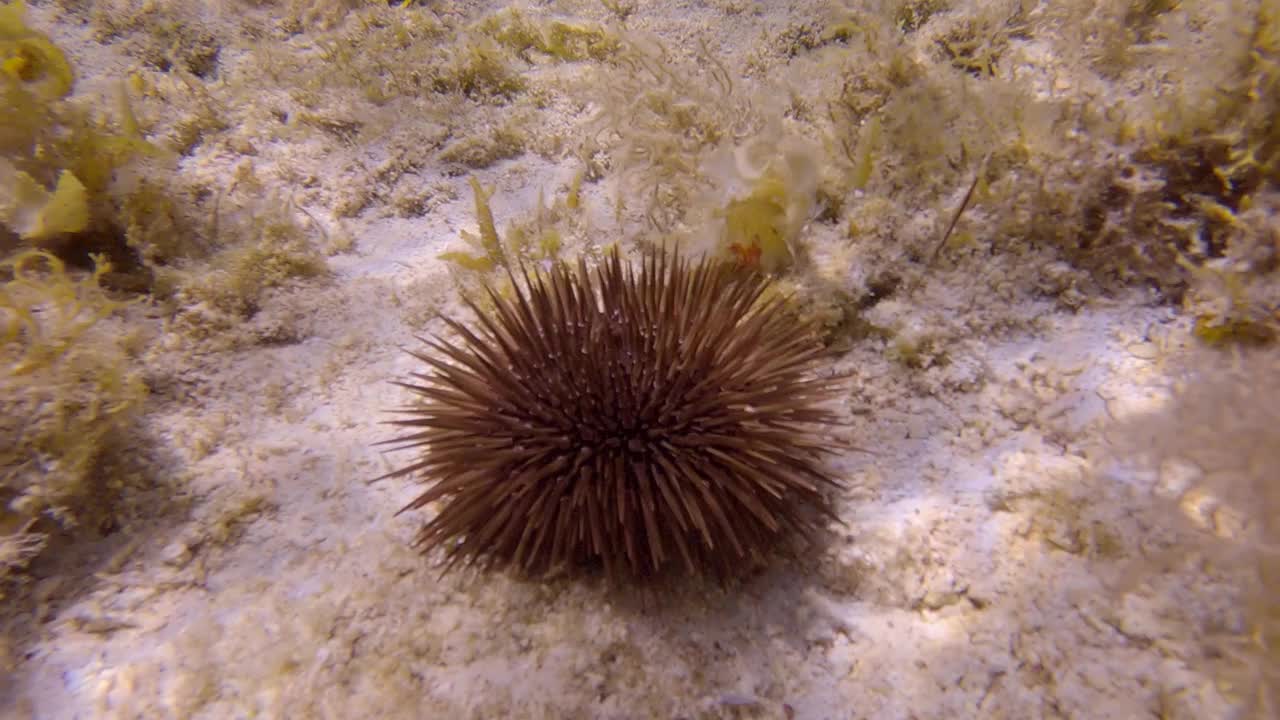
[2,1,1277,718]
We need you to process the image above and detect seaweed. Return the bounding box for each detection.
[90,0,223,78]
[439,175,577,275]
[436,119,526,169]
[174,193,329,324]
[718,172,796,273]
[435,40,527,101]
[894,0,950,33]
[0,0,73,101]
[0,165,89,241]
[1,0,174,289]
[439,177,507,273]
[478,9,619,63]
[586,35,757,231]
[0,250,144,588]
[1114,349,1280,717]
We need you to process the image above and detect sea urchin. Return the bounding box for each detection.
[379,245,844,581]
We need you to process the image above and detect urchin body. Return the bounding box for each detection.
[380,246,843,581]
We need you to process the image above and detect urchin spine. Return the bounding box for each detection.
[379,246,843,581]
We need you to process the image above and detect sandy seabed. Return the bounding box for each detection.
[3,0,1272,718]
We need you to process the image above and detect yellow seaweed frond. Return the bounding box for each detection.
[0,166,90,241]
[0,0,73,100]
[440,177,507,272]
[0,250,125,375]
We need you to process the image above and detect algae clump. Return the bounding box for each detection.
[0,0,72,101]
[1,251,145,588]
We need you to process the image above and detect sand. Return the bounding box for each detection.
[2,1,1266,718]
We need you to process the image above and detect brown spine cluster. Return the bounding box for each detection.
[379,246,843,581]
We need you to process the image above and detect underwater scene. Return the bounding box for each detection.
[2,0,1278,717]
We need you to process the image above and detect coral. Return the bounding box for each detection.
[379,246,844,581]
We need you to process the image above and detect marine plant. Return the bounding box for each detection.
[438,174,573,276]
[0,250,144,589]
[1116,349,1280,717]
[586,34,758,231]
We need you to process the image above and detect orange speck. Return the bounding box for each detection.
[729,241,762,269]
